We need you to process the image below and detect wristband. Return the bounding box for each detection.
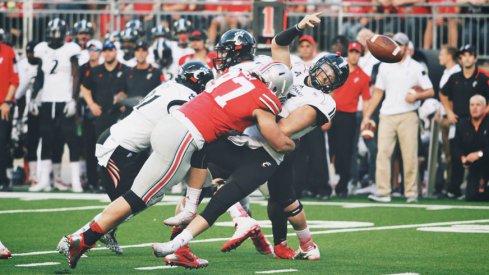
[274,24,304,46]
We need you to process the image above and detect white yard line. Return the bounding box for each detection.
[134,266,177,270]
[255,269,298,274]
[15,262,60,267]
[0,205,106,214]
[12,218,489,257]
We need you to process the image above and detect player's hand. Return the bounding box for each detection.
[63,99,77,117]
[28,100,41,116]
[447,111,458,125]
[297,12,322,30]
[89,102,102,117]
[0,103,11,121]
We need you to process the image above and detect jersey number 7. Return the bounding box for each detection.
[206,70,256,108]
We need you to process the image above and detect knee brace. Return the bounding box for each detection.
[284,200,303,218]
[122,190,147,214]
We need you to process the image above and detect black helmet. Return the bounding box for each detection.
[309,53,349,93]
[173,19,192,35]
[125,19,144,37]
[73,19,94,36]
[104,31,120,43]
[151,25,170,40]
[120,28,139,43]
[152,38,173,69]
[176,61,214,94]
[47,18,67,48]
[213,29,256,72]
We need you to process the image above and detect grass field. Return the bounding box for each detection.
[1,193,489,274]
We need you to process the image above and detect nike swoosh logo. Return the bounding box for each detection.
[182,253,195,262]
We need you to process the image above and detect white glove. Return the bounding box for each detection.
[63,99,77,117]
[227,135,263,149]
[28,100,41,116]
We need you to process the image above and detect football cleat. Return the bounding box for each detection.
[0,241,12,259]
[152,242,176,258]
[221,217,260,253]
[164,245,208,269]
[99,228,123,255]
[59,234,95,269]
[250,229,274,255]
[294,242,320,261]
[164,210,196,227]
[274,241,297,259]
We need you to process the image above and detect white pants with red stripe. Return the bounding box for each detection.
[131,116,199,207]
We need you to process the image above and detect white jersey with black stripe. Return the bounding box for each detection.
[238,61,336,164]
[97,81,196,166]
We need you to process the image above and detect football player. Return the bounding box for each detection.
[59,61,295,269]
[154,12,349,264]
[29,18,83,192]
[73,19,95,65]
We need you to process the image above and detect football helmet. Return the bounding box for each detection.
[173,18,192,35]
[125,19,144,37]
[73,19,94,36]
[151,25,170,40]
[47,18,67,48]
[213,29,256,72]
[308,53,349,93]
[152,38,173,69]
[253,62,293,101]
[176,61,214,94]
[104,31,120,43]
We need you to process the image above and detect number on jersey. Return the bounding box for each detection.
[206,70,256,108]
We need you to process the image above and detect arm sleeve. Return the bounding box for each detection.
[15,62,30,99]
[361,76,372,100]
[9,50,19,88]
[82,68,94,90]
[374,65,385,90]
[418,68,433,90]
[31,63,44,99]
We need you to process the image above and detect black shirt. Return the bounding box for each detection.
[126,65,163,98]
[82,62,128,112]
[441,68,489,119]
[79,62,94,85]
[453,115,489,167]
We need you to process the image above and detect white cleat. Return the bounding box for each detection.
[28,182,51,192]
[294,242,320,261]
[0,241,12,259]
[164,210,196,226]
[152,242,176,258]
[56,236,69,256]
[221,217,260,252]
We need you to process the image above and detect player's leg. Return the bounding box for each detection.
[61,112,83,192]
[30,103,55,191]
[26,112,40,186]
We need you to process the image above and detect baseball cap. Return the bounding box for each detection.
[393,32,410,46]
[348,41,362,52]
[102,41,116,51]
[459,44,476,56]
[298,35,316,46]
[87,39,102,51]
[189,30,207,41]
[135,40,149,51]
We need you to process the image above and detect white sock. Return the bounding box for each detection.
[74,213,101,235]
[296,226,312,248]
[52,163,62,183]
[39,160,52,187]
[183,187,201,214]
[70,161,82,190]
[228,202,250,221]
[170,229,193,251]
[28,161,38,182]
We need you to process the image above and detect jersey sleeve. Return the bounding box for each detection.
[254,85,282,116]
[374,64,386,91]
[416,66,433,90]
[69,42,82,58]
[33,42,45,59]
[311,93,336,123]
[361,74,372,100]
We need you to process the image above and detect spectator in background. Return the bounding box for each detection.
[168,19,194,79]
[206,0,251,46]
[341,0,375,42]
[439,44,489,198]
[452,95,489,201]
[329,42,371,197]
[424,0,459,49]
[291,35,326,67]
[178,30,217,70]
[394,0,430,48]
[365,32,434,203]
[0,28,19,191]
[458,0,489,53]
[330,35,349,58]
[126,41,163,98]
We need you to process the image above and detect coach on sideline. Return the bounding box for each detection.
[0,28,19,192]
[364,32,434,203]
[452,95,489,201]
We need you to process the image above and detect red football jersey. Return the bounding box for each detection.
[179,69,281,143]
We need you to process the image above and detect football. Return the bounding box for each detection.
[361,120,377,140]
[366,34,402,63]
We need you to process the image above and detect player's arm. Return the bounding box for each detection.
[277,105,318,137]
[81,83,102,117]
[71,56,80,99]
[253,109,295,153]
[272,12,321,68]
[361,86,384,127]
[31,59,44,100]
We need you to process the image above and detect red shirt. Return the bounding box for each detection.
[179,70,281,143]
[429,0,457,14]
[178,51,217,70]
[332,66,371,113]
[0,43,19,103]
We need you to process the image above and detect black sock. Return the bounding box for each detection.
[83,222,105,246]
[268,200,288,245]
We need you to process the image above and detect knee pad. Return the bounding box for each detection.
[284,200,303,218]
[122,190,147,214]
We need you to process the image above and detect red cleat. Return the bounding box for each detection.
[274,241,297,259]
[0,241,12,259]
[221,217,260,252]
[58,234,95,269]
[250,229,274,255]
[164,245,208,269]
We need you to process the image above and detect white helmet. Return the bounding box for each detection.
[252,62,293,102]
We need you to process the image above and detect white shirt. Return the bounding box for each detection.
[439,64,461,89]
[358,51,379,77]
[375,55,433,115]
[15,58,40,100]
[167,41,194,80]
[34,42,81,102]
[96,81,196,166]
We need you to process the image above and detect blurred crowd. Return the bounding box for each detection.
[0,1,488,202]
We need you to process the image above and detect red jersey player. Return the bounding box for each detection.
[58,62,295,269]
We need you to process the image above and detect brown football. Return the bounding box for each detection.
[361,120,377,140]
[366,34,402,63]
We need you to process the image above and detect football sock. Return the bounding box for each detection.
[170,229,193,251]
[296,226,313,250]
[170,226,183,240]
[228,202,249,222]
[83,221,105,246]
[267,201,288,245]
[70,161,82,191]
[183,187,201,214]
[74,214,101,235]
[52,163,62,182]
[39,160,52,188]
[28,161,37,183]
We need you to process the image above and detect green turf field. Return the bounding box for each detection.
[1,193,489,274]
